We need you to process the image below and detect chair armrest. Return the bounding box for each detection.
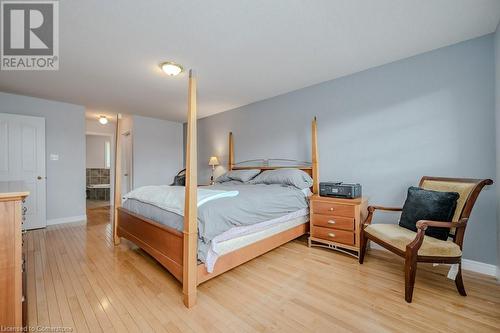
[406,218,469,254]
[368,206,403,213]
[415,218,468,231]
[363,205,403,227]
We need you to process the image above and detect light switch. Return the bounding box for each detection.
[50,154,59,161]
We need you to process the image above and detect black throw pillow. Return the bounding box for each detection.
[399,186,459,240]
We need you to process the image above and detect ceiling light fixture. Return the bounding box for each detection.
[160,61,183,76]
[98,116,108,125]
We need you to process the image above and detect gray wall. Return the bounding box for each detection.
[86,135,110,168]
[196,35,497,265]
[0,92,86,221]
[495,23,500,276]
[132,115,183,188]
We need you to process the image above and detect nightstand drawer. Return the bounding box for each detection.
[311,215,354,231]
[312,201,355,217]
[311,226,354,245]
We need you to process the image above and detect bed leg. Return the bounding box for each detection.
[113,207,121,245]
[183,231,198,308]
[183,291,196,308]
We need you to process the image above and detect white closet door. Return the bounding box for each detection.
[0,113,46,229]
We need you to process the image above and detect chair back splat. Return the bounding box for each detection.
[419,176,493,247]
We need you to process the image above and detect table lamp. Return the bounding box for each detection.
[208,156,220,185]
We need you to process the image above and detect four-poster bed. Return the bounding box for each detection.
[112,70,319,308]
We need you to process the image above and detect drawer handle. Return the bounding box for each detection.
[327,220,336,225]
[328,233,336,238]
[329,207,334,211]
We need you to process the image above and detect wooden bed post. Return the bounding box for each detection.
[113,113,122,245]
[183,69,198,308]
[312,117,319,194]
[228,132,234,171]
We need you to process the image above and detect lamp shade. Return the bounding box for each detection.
[208,156,220,166]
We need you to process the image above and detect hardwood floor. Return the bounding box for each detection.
[86,200,111,210]
[24,206,500,332]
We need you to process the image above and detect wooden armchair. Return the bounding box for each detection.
[359,176,493,303]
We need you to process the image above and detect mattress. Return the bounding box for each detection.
[122,198,184,231]
[122,185,310,234]
[124,183,309,242]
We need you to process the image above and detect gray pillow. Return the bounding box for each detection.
[215,169,261,183]
[249,168,313,189]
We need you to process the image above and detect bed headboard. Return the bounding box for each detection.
[230,159,313,177]
[227,118,319,193]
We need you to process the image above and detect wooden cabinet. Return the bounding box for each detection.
[0,182,29,329]
[308,195,367,257]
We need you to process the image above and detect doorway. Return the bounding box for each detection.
[0,113,46,229]
[85,134,112,209]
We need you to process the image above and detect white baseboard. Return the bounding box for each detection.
[369,243,498,277]
[47,214,87,226]
[462,259,498,277]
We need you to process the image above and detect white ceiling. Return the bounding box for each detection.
[1,0,499,122]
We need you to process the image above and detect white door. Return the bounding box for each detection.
[0,113,46,229]
[121,131,132,195]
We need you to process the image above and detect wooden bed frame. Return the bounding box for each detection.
[112,71,320,308]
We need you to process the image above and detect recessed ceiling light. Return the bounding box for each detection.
[160,61,183,76]
[99,116,108,125]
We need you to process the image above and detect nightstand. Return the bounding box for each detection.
[308,195,368,258]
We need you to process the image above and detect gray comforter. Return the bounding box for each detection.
[123,182,309,262]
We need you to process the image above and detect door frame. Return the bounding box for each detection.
[120,130,133,196]
[85,131,114,207]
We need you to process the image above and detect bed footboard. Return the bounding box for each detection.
[117,207,184,282]
[197,222,308,284]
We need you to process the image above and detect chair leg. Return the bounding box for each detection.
[358,231,368,264]
[404,251,418,303]
[455,262,467,296]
